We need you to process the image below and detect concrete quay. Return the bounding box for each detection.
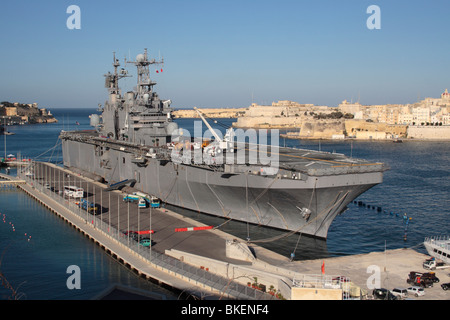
[4,164,276,300]
[273,248,450,300]
[2,163,449,300]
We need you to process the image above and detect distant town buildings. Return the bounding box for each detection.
[171,89,450,139]
[229,89,450,140]
[0,102,56,125]
[338,89,450,126]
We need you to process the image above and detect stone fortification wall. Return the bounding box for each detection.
[283,119,409,140]
[407,126,450,140]
[245,105,331,117]
[233,115,304,128]
[344,120,407,139]
[0,102,58,124]
[172,108,247,118]
[298,120,345,139]
[233,101,335,128]
[172,103,450,140]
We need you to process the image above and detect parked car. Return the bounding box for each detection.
[421,272,440,283]
[123,231,139,242]
[423,258,448,270]
[407,286,425,297]
[407,271,433,288]
[372,288,397,300]
[77,198,99,214]
[441,283,450,291]
[391,288,408,299]
[139,238,153,247]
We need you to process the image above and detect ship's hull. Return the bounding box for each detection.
[61,137,383,238]
[424,237,450,264]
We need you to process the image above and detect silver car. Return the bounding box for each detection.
[407,286,425,297]
[391,288,408,299]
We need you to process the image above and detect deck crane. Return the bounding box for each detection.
[194,107,234,155]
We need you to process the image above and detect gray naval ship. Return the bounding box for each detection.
[60,49,387,239]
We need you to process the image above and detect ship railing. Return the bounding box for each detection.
[425,235,450,250]
[112,228,273,300]
[307,163,385,176]
[425,235,450,242]
[19,163,274,300]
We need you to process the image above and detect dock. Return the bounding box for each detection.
[3,163,277,300]
[0,179,26,187]
[0,172,26,189]
[1,162,448,300]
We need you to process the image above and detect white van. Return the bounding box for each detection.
[64,186,84,198]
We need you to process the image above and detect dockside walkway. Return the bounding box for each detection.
[1,170,274,300]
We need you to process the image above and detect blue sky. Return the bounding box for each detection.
[0,0,449,109]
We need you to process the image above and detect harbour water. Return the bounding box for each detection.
[1,108,449,299]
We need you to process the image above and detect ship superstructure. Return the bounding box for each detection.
[424,236,450,264]
[60,49,388,239]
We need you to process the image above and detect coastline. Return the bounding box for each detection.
[171,108,246,119]
[173,114,450,141]
[1,101,58,126]
[280,135,450,142]
[173,92,450,141]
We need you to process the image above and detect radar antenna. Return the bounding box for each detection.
[104,52,131,96]
[125,48,164,98]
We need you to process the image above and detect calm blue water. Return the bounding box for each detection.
[1,108,449,299]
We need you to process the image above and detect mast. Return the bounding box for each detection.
[125,48,164,104]
[3,117,6,160]
[97,49,174,144]
[104,52,130,103]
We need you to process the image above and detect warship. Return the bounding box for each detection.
[60,49,388,239]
